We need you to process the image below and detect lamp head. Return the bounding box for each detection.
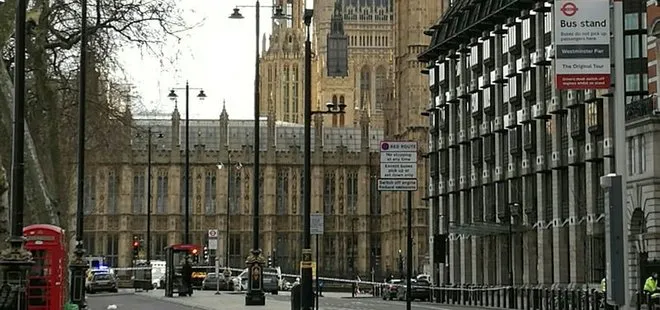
[325,101,336,111]
[157,133,164,138]
[229,8,244,19]
[272,6,287,20]
[303,9,314,25]
[337,102,347,112]
[167,90,178,101]
[197,90,207,100]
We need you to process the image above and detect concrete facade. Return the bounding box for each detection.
[421,1,658,288]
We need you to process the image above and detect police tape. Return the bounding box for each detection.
[107,266,513,291]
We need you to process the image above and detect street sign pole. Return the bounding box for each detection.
[311,212,323,310]
[378,141,417,310]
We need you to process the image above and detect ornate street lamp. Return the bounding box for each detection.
[228,2,288,305]
[167,85,206,245]
[136,129,163,264]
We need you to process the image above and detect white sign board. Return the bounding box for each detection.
[378,179,418,191]
[380,163,417,179]
[378,141,418,191]
[311,214,324,235]
[208,238,218,250]
[208,229,218,238]
[554,0,611,89]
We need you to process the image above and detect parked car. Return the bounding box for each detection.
[202,273,227,291]
[86,272,118,294]
[382,279,402,300]
[396,279,432,302]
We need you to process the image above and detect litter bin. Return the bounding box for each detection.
[291,283,301,310]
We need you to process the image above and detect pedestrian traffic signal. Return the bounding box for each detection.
[267,256,272,267]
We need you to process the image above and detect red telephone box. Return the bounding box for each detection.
[23,224,67,310]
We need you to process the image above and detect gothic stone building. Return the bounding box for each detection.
[420,0,656,292]
[74,104,435,278]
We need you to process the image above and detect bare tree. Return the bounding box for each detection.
[0,0,197,232]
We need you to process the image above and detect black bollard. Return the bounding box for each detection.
[291,283,301,310]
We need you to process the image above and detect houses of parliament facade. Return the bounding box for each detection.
[78,0,444,279]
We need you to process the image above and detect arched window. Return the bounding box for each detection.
[360,66,371,109]
[375,66,387,110]
[284,65,290,117]
[339,96,345,126]
[332,95,338,126]
[292,64,299,114]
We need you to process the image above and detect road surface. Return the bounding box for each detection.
[87,292,194,310]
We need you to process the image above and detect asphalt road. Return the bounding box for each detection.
[87,293,193,310]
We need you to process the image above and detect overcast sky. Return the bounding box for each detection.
[119,0,278,120]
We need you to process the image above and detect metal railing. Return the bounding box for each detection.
[427,285,609,310]
[626,97,658,122]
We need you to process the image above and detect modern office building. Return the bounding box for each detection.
[419,0,655,290]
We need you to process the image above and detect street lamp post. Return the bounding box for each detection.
[142,128,163,264]
[228,2,287,306]
[68,0,90,308]
[167,84,207,245]
[217,160,241,272]
[301,8,346,308]
[0,0,33,308]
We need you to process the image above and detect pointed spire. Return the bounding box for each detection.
[172,103,180,120]
[262,33,267,54]
[220,99,229,119]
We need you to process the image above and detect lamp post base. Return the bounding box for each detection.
[0,238,33,310]
[244,292,266,306]
[244,250,266,306]
[68,247,88,309]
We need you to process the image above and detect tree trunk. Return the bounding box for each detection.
[0,57,60,227]
[0,161,9,247]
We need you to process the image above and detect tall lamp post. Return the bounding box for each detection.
[217,159,241,272]
[137,128,163,264]
[301,6,346,307]
[167,84,207,245]
[0,0,34,309]
[228,2,287,306]
[68,0,90,308]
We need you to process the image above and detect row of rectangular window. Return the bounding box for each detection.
[86,168,382,216]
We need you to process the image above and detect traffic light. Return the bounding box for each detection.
[132,238,140,260]
[267,256,272,267]
[203,246,209,262]
[191,248,199,264]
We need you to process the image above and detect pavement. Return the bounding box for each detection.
[101,289,492,310]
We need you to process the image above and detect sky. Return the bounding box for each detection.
[118,0,279,120]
